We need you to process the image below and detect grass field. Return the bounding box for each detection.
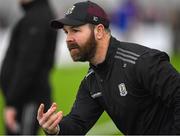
[0,54,179,135]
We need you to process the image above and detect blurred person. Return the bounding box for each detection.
[0,13,8,29]
[171,9,180,54]
[37,1,180,135]
[0,0,57,134]
[110,0,140,39]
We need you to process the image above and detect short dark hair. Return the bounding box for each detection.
[88,24,111,34]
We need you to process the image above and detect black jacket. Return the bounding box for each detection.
[0,0,57,107]
[58,36,180,135]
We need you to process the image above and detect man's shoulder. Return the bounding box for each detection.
[111,37,152,58]
[117,41,152,56]
[111,38,167,67]
[112,40,148,65]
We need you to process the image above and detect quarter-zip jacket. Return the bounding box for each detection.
[58,36,180,135]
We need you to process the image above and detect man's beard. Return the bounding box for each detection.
[67,31,97,62]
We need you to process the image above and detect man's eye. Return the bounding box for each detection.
[72,29,79,32]
[63,30,68,34]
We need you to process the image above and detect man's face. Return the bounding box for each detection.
[63,24,97,62]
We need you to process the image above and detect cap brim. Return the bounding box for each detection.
[51,17,86,29]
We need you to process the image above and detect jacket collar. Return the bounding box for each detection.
[90,36,118,77]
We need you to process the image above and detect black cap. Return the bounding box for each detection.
[51,1,109,29]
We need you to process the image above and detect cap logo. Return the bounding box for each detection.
[93,16,98,22]
[65,5,75,15]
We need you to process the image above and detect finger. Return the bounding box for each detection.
[37,103,44,120]
[39,105,57,125]
[51,102,57,108]
[46,102,57,112]
[48,111,63,130]
[44,111,62,128]
[43,112,59,128]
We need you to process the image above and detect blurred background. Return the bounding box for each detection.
[0,0,180,134]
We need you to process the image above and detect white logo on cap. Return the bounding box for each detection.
[93,16,98,22]
[65,5,75,15]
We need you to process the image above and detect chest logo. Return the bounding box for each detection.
[118,83,127,96]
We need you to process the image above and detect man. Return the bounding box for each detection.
[37,1,180,135]
[0,0,57,134]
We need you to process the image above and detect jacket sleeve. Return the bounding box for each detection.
[58,79,104,135]
[136,50,180,134]
[6,19,50,106]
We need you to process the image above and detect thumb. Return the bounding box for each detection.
[37,103,44,120]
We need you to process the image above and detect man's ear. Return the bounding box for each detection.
[94,24,105,40]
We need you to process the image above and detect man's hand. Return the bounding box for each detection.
[37,102,63,135]
[4,106,20,133]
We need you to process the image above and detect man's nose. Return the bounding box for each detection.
[66,33,74,43]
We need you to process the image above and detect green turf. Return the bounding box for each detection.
[0,92,5,134]
[0,55,179,135]
[171,54,180,70]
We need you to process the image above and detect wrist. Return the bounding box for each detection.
[55,124,60,135]
[44,125,60,135]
